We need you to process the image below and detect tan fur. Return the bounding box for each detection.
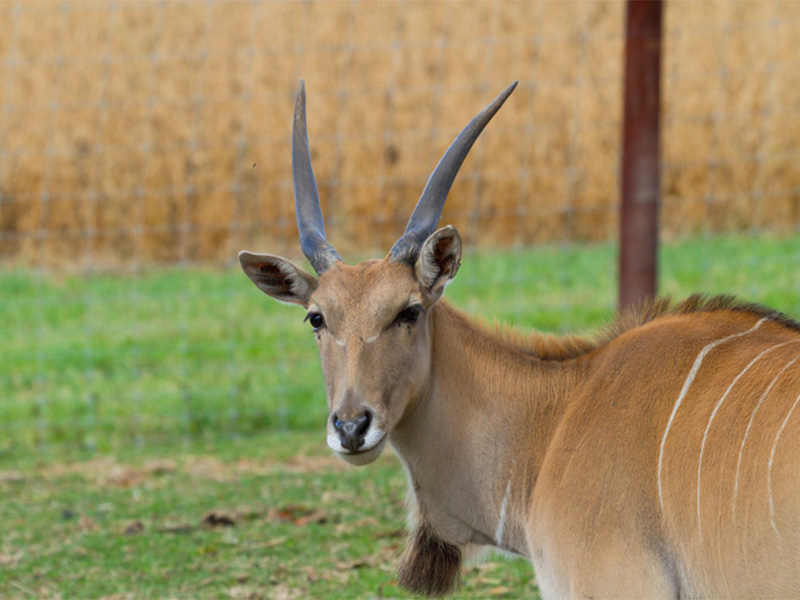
[246,252,800,598]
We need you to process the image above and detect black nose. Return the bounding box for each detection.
[332,411,371,452]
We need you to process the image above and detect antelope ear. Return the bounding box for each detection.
[239,251,317,306]
[415,226,462,301]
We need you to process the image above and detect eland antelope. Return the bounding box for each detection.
[240,81,800,598]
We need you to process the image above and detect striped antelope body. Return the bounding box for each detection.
[239,82,800,598]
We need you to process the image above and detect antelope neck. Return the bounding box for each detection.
[389,301,582,555]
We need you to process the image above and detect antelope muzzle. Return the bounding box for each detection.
[332,411,371,452]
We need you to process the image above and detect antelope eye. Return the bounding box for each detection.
[396,305,423,325]
[305,312,325,330]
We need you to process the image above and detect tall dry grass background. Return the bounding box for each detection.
[0,1,798,269]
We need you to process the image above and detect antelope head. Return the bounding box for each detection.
[240,81,516,466]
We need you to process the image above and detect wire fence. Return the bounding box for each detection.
[1,1,799,454]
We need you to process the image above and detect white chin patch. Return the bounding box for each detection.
[327,429,387,466]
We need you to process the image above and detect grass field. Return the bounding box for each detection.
[2,234,800,597]
[4,233,800,455]
[0,432,539,599]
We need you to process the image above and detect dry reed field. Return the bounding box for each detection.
[0,1,798,268]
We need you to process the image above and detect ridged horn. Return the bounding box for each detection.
[389,81,518,264]
[292,80,342,274]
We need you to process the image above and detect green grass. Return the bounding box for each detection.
[3,233,799,455]
[2,233,800,597]
[0,432,538,598]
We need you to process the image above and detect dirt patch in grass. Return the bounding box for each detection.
[0,434,538,598]
[32,451,351,489]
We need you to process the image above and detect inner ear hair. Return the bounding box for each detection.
[416,226,462,295]
[397,523,462,597]
[257,262,297,295]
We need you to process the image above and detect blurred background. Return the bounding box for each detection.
[4,0,800,452]
[4,2,800,265]
[3,2,800,596]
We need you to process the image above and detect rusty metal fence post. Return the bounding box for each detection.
[619,0,664,310]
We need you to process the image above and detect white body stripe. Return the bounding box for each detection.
[495,480,511,547]
[658,318,766,512]
[696,340,797,540]
[767,390,800,537]
[733,351,800,521]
